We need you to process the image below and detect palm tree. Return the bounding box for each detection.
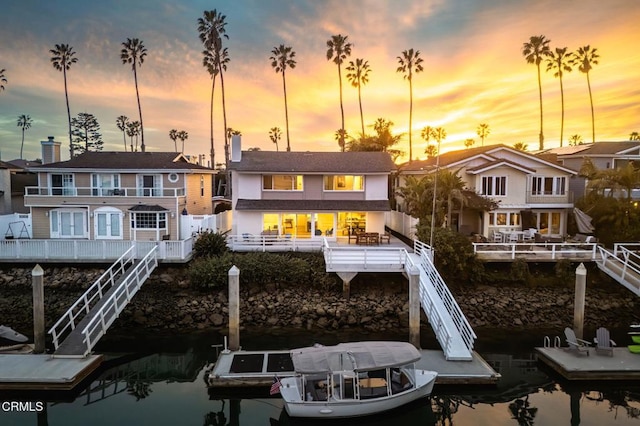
[396,49,424,161]
[0,68,6,92]
[346,58,371,136]
[513,142,528,151]
[438,169,466,230]
[326,34,352,150]
[169,129,178,152]
[127,121,140,152]
[17,114,33,160]
[178,130,188,153]
[522,35,552,150]
[50,44,78,158]
[569,134,583,146]
[464,138,475,149]
[335,128,348,152]
[424,143,438,158]
[571,45,600,143]
[269,127,282,151]
[476,123,490,147]
[630,132,640,141]
[120,38,147,152]
[546,47,573,147]
[270,44,296,152]
[116,115,129,151]
[199,10,229,169]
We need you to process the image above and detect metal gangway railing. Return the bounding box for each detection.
[596,244,640,296]
[50,246,158,357]
[49,246,137,350]
[407,240,476,361]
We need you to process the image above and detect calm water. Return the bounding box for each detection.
[1,328,639,426]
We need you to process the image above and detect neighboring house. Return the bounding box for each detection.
[228,136,395,239]
[0,160,38,214]
[397,144,577,238]
[24,145,215,241]
[538,141,640,199]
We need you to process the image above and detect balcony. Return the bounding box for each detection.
[25,186,185,198]
[525,191,573,205]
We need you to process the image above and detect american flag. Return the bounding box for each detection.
[270,376,282,395]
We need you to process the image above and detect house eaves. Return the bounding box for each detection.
[235,199,391,211]
[466,159,536,175]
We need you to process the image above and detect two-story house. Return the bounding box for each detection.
[228,136,395,240]
[397,144,577,238]
[25,140,215,241]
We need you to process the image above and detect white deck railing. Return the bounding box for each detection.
[322,239,408,272]
[0,238,193,261]
[78,246,158,357]
[25,186,185,197]
[227,235,325,252]
[49,246,136,351]
[597,244,640,296]
[472,242,599,260]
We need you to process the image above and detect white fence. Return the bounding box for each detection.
[180,210,232,239]
[0,213,32,240]
[385,210,418,240]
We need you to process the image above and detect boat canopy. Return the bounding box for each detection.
[289,341,421,374]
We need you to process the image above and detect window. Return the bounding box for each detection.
[481,176,506,196]
[532,176,566,196]
[324,175,364,191]
[200,175,205,197]
[262,175,303,190]
[137,174,162,196]
[92,173,120,196]
[489,211,520,227]
[51,173,75,195]
[50,209,87,238]
[168,173,179,183]
[131,212,167,229]
[94,207,122,239]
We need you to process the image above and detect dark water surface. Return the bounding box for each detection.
[1,327,640,425]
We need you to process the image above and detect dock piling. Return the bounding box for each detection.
[32,264,45,354]
[228,265,240,351]
[573,263,587,340]
[409,265,420,348]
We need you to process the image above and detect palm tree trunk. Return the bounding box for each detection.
[338,64,345,135]
[133,65,145,152]
[219,66,230,198]
[63,68,73,158]
[587,72,595,143]
[210,75,216,168]
[559,75,565,147]
[409,76,413,162]
[122,131,127,152]
[536,63,544,151]
[282,70,291,151]
[20,130,25,160]
[358,84,364,137]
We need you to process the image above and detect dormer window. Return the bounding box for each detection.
[262,175,303,191]
[324,175,364,191]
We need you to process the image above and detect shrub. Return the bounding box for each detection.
[192,231,229,259]
[509,258,530,284]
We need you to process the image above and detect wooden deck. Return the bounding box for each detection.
[473,242,600,262]
[0,354,103,391]
[536,347,640,380]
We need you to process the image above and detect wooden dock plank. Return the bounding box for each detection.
[0,354,103,390]
[535,347,640,380]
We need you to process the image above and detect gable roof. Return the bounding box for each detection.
[544,141,640,157]
[29,152,214,172]
[466,159,536,175]
[399,144,576,175]
[228,151,396,173]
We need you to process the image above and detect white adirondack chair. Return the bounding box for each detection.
[564,327,591,356]
[593,327,616,356]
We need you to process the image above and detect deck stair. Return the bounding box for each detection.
[407,241,476,361]
[49,246,158,357]
[595,244,640,296]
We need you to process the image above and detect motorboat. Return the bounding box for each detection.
[278,341,437,419]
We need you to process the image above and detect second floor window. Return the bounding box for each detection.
[532,176,566,196]
[263,175,303,190]
[92,173,120,196]
[324,175,364,191]
[51,173,75,195]
[481,176,506,196]
[137,174,162,196]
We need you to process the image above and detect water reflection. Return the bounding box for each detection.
[2,343,640,425]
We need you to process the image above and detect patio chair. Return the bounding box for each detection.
[492,231,503,243]
[508,232,519,243]
[379,231,391,244]
[593,327,616,356]
[564,327,591,356]
[522,229,534,242]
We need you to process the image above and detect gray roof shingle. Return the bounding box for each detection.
[30,152,214,172]
[228,151,396,173]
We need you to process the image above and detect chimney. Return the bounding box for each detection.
[231,135,242,162]
[41,136,61,164]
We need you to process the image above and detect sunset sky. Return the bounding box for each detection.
[1,0,639,164]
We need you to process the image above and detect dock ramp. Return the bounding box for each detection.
[49,246,158,357]
[596,244,640,296]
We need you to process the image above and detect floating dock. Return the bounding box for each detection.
[535,347,640,380]
[0,354,103,391]
[207,349,499,388]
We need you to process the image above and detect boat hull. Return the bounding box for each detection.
[281,369,437,419]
